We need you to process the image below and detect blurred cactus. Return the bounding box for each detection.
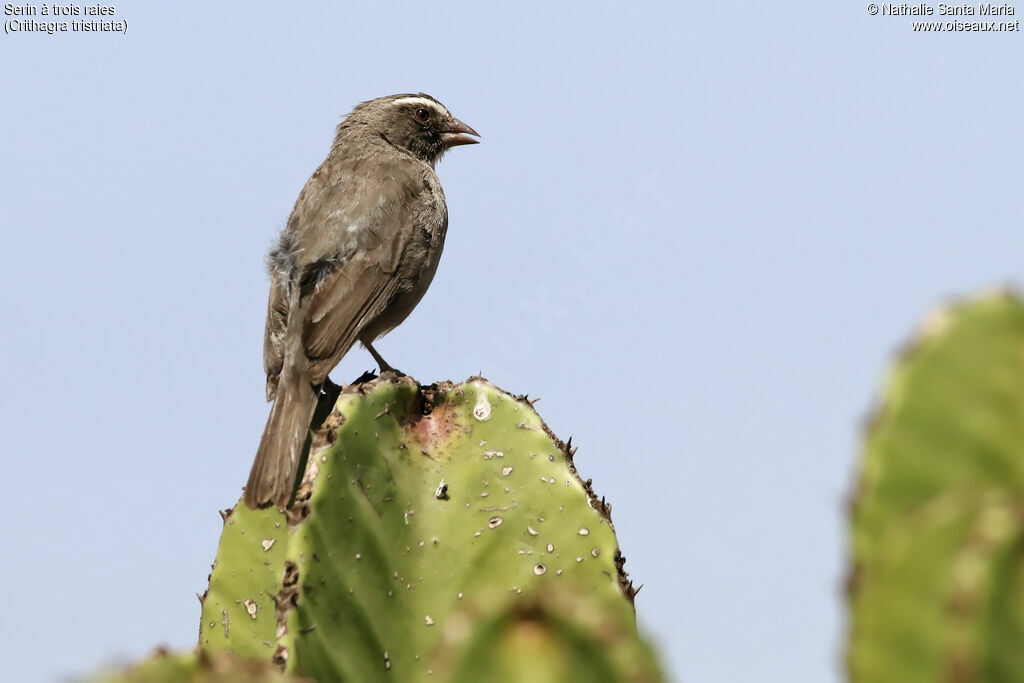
[848,293,1024,682]
[200,376,659,682]
[100,649,310,683]
[429,587,661,683]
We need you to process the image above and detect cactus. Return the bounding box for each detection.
[429,587,661,683]
[100,649,310,682]
[848,292,1024,682]
[199,376,657,682]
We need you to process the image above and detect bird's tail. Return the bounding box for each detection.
[244,368,318,509]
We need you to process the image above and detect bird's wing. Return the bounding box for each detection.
[302,253,404,384]
[296,164,428,384]
[262,268,288,400]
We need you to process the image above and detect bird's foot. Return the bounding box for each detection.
[362,340,406,378]
[351,370,379,385]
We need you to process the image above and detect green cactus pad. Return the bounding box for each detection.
[99,649,310,682]
[201,377,647,681]
[427,587,663,683]
[848,293,1024,682]
[201,503,289,659]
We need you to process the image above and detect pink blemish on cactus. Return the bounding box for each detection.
[405,401,462,459]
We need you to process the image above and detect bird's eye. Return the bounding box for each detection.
[414,108,430,123]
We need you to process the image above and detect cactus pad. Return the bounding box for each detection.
[200,377,649,681]
[848,293,1024,681]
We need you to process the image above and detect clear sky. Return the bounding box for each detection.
[1,2,1021,681]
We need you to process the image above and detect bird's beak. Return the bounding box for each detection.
[440,118,480,148]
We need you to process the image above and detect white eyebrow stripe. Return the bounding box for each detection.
[391,96,449,115]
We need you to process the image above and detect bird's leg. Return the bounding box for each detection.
[363,340,404,376]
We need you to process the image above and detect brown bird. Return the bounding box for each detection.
[244,93,479,509]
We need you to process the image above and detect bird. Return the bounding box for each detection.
[244,93,479,509]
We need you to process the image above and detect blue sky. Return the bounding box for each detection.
[1,2,1021,681]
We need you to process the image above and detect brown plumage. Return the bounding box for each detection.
[244,93,479,509]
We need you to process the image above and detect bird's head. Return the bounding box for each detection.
[345,93,480,166]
